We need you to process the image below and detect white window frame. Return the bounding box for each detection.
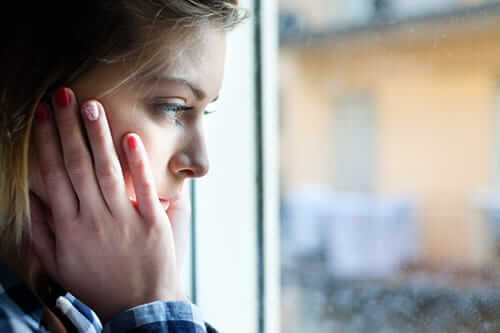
[187,1,280,332]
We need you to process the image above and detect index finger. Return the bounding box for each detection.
[122,133,165,223]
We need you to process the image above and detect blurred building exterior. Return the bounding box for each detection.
[279,0,500,270]
[279,0,496,32]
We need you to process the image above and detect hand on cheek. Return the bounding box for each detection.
[119,142,192,277]
[29,87,188,324]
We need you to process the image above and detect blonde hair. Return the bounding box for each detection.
[0,0,247,250]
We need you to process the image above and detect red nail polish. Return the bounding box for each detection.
[127,136,137,150]
[55,88,71,108]
[35,103,48,121]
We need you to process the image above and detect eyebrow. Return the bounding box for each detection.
[148,76,219,103]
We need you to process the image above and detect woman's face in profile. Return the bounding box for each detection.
[70,27,226,204]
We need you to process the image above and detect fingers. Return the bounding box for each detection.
[33,102,78,221]
[51,88,100,207]
[122,133,164,222]
[35,87,128,221]
[81,100,128,213]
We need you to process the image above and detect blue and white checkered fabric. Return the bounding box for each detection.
[0,265,217,332]
[55,293,102,333]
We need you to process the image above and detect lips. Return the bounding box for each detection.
[159,198,171,210]
[128,189,181,211]
[159,193,182,208]
[128,196,172,211]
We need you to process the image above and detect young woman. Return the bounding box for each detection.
[0,1,246,332]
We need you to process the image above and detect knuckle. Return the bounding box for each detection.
[137,180,155,198]
[39,157,60,177]
[97,164,121,191]
[44,169,67,188]
[85,216,105,237]
[143,204,161,224]
[65,153,88,173]
[98,163,120,179]
[55,112,77,133]
[68,168,88,187]
[65,155,89,184]
[132,158,147,174]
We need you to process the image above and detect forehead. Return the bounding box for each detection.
[150,26,227,99]
[73,26,226,102]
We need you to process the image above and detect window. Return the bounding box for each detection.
[189,0,280,332]
[279,0,500,332]
[191,1,500,332]
[333,93,377,192]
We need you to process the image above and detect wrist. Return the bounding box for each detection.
[102,292,190,324]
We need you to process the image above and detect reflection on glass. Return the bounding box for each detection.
[279,0,500,331]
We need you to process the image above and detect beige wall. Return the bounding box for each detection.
[280,26,500,267]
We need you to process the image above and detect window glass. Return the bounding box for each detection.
[279,0,500,331]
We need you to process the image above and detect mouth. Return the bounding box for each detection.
[159,194,182,209]
[127,182,182,211]
[128,196,177,211]
[158,198,171,210]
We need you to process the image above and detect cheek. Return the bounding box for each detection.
[138,134,172,182]
[99,96,179,189]
[113,130,176,199]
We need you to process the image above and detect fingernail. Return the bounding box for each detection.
[55,87,71,108]
[35,103,48,121]
[127,135,137,150]
[83,101,99,121]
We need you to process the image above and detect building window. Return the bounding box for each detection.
[333,93,377,193]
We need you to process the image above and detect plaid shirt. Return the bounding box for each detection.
[0,265,218,332]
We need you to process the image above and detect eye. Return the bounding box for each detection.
[154,103,193,123]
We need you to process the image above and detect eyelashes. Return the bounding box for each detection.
[153,103,216,125]
[155,103,192,122]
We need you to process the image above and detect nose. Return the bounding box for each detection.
[169,131,209,179]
